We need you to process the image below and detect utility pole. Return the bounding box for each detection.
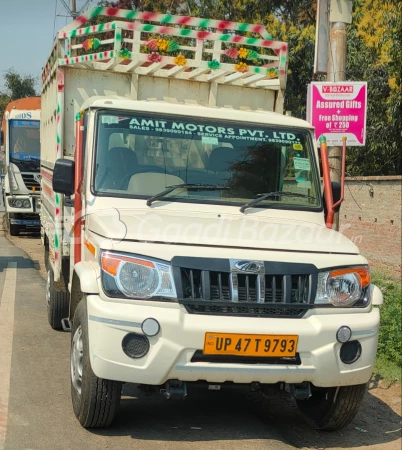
[326,3,348,230]
[59,0,92,18]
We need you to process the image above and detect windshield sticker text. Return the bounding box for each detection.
[293,157,311,171]
[126,118,301,144]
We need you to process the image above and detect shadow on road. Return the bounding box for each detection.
[91,384,401,448]
[1,228,42,271]
[0,256,37,272]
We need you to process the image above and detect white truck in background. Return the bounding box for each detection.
[1,97,41,235]
[41,7,383,431]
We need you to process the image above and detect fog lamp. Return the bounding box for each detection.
[336,326,352,343]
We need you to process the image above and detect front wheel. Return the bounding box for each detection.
[71,299,122,428]
[296,383,367,430]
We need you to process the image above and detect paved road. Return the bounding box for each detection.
[0,227,401,450]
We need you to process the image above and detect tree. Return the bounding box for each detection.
[346,0,401,175]
[95,0,400,175]
[98,0,186,14]
[0,68,38,119]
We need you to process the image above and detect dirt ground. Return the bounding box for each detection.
[3,220,401,450]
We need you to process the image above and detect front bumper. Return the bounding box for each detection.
[87,295,379,388]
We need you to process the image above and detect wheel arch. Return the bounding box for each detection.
[70,261,99,319]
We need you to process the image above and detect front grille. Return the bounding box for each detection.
[184,303,306,317]
[173,257,317,318]
[181,270,310,304]
[191,350,301,365]
[21,174,41,192]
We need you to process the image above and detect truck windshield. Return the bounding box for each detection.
[9,120,40,163]
[94,111,321,211]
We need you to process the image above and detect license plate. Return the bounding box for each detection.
[204,332,298,357]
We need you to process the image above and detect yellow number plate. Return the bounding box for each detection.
[204,333,298,357]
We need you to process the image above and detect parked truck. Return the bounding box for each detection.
[41,7,383,431]
[1,97,41,235]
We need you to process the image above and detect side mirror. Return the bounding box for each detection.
[323,181,342,218]
[53,158,75,196]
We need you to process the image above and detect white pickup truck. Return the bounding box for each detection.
[41,7,383,431]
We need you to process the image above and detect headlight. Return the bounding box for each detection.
[315,266,370,307]
[23,199,31,208]
[101,251,176,299]
[14,199,23,208]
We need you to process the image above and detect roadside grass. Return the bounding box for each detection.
[374,354,401,383]
[372,271,402,383]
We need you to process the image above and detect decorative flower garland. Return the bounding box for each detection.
[146,38,180,52]
[145,37,186,66]
[81,36,278,77]
[224,46,260,72]
[82,38,101,51]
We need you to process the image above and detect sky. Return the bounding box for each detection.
[0,0,97,92]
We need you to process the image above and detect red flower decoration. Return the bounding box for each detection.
[148,52,162,63]
[224,48,239,59]
[146,39,159,51]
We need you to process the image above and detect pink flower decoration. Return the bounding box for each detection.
[146,39,159,51]
[148,52,162,63]
[224,47,239,59]
[82,39,92,51]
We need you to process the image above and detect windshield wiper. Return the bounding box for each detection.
[146,184,229,206]
[240,191,316,213]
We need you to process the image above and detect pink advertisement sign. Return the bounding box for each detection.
[307,82,367,146]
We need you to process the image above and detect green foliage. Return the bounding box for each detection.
[0,93,10,120]
[346,0,401,176]
[372,272,402,368]
[95,1,400,175]
[2,68,37,101]
[374,354,401,383]
[0,68,38,119]
[98,0,185,14]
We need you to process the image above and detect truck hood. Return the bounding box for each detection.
[87,208,359,255]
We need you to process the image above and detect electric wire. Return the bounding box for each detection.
[52,0,58,40]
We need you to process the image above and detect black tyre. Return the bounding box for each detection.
[44,245,51,272]
[46,266,69,330]
[71,300,122,428]
[296,383,367,430]
[9,223,20,236]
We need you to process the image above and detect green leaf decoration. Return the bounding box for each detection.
[246,49,259,60]
[208,59,221,70]
[267,67,278,78]
[118,48,132,60]
[93,38,101,50]
[167,41,180,52]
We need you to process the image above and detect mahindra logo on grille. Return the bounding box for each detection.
[34,174,41,183]
[233,260,264,273]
